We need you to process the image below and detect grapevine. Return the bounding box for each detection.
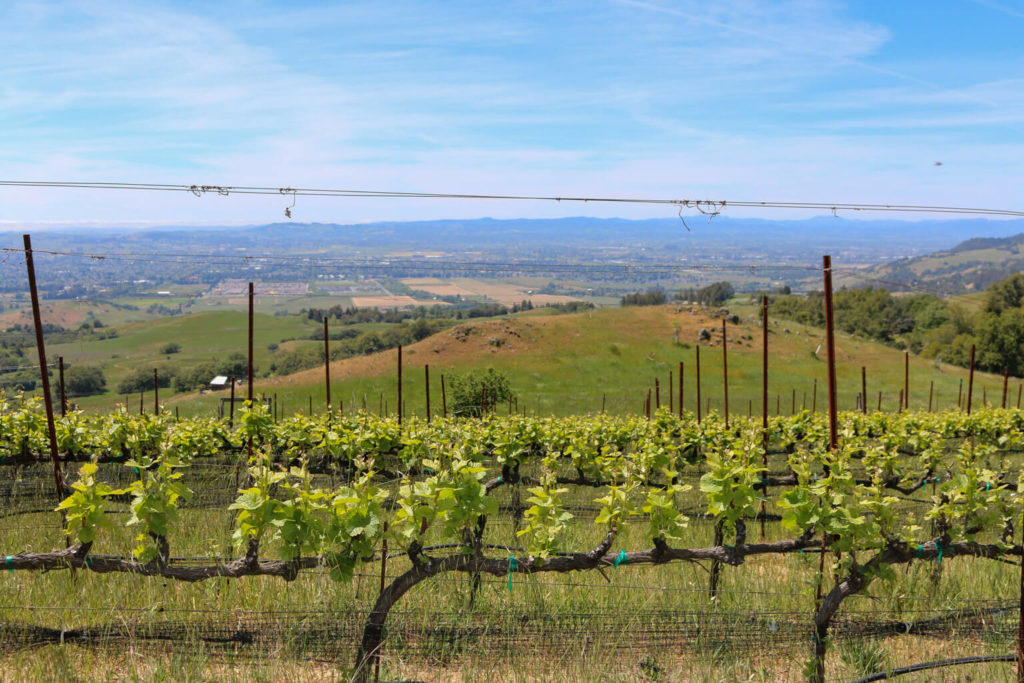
[4,392,1024,681]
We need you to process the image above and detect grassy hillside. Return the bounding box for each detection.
[43,311,318,409]
[836,232,1024,295]
[143,302,1007,420]
[17,300,1009,420]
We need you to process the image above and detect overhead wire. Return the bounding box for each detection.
[0,364,55,372]
[1,180,1022,217]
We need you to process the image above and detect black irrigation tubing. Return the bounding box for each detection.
[847,654,1016,683]
[840,606,1018,639]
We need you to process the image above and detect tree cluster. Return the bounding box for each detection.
[63,365,107,397]
[771,287,951,348]
[769,275,1024,377]
[675,282,735,306]
[620,291,667,307]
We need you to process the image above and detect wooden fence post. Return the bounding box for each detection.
[722,318,729,428]
[904,351,910,410]
[22,234,66,515]
[324,317,331,411]
[58,356,67,417]
[822,255,838,453]
[441,374,448,418]
[861,367,867,415]
[967,345,976,416]
[760,295,769,538]
[678,361,684,419]
[695,345,702,424]
[247,282,254,459]
[229,378,236,428]
[812,253,840,683]
[397,345,403,426]
[425,365,431,422]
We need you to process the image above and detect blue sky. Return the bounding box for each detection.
[1,0,1023,226]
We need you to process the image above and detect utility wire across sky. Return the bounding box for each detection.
[2,180,1023,218]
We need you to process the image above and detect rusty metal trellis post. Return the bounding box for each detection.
[22,234,67,525]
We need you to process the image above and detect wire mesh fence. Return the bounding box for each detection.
[1,603,1016,662]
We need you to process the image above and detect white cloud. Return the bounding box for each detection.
[0,0,1020,225]
[970,0,1024,19]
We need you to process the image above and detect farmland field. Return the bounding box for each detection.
[402,277,583,307]
[351,295,434,308]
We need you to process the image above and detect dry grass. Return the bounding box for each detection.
[402,278,478,297]
[0,303,89,328]
[401,278,582,307]
[351,296,426,308]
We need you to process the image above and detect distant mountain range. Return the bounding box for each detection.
[5,216,1024,295]
[9,215,1024,260]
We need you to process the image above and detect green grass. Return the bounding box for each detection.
[948,291,989,314]
[23,302,1011,423]
[171,302,1008,421]
[41,311,317,411]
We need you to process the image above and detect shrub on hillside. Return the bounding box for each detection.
[64,365,107,397]
[447,368,514,418]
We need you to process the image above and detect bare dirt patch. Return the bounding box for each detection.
[351,295,423,308]
[0,303,89,328]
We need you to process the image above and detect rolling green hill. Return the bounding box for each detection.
[17,302,1010,421]
[836,232,1024,295]
[140,304,1010,420]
